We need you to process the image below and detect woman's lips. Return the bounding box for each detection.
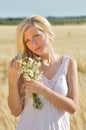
[35,47,41,51]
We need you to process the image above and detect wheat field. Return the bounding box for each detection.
[0,25,86,130]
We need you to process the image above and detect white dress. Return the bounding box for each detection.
[16,56,70,130]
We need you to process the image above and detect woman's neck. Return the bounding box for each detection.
[41,49,59,66]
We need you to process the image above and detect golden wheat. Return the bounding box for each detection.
[0,25,86,130]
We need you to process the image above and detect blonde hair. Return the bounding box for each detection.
[16,15,55,58]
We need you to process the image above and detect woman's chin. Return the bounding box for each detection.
[34,48,47,57]
[34,50,43,56]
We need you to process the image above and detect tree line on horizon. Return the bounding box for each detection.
[0,16,86,25]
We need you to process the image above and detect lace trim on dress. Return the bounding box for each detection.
[41,56,70,90]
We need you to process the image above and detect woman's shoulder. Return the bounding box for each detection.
[67,55,77,66]
[61,55,77,73]
[66,56,77,72]
[63,55,77,63]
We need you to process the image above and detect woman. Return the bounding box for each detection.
[8,15,78,130]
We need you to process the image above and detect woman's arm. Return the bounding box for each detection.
[42,58,78,114]
[8,58,24,117]
[25,58,78,114]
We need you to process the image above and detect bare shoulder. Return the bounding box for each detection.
[68,57,77,71]
[69,57,77,64]
[67,57,78,81]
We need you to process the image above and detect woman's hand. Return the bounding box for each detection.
[8,56,21,87]
[24,79,45,94]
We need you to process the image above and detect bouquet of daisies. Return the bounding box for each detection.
[17,56,43,109]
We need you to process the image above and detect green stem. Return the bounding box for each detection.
[32,93,43,109]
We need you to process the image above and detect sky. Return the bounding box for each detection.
[0,0,86,18]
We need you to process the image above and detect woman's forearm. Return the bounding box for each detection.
[41,86,77,114]
[8,82,23,117]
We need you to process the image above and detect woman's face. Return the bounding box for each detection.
[23,25,50,57]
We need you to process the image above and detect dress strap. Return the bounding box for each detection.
[61,56,70,76]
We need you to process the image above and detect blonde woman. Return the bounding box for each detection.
[8,15,78,130]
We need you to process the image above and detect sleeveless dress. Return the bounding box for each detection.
[16,56,70,130]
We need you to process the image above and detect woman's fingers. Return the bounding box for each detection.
[9,55,21,69]
[25,79,40,93]
[25,80,31,86]
[15,60,21,71]
[9,58,14,67]
[12,58,21,72]
[8,58,20,76]
[24,78,31,82]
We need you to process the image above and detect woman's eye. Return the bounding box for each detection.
[25,39,30,44]
[35,34,40,37]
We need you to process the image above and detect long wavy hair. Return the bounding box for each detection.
[16,15,55,59]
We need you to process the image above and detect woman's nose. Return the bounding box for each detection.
[32,38,37,45]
